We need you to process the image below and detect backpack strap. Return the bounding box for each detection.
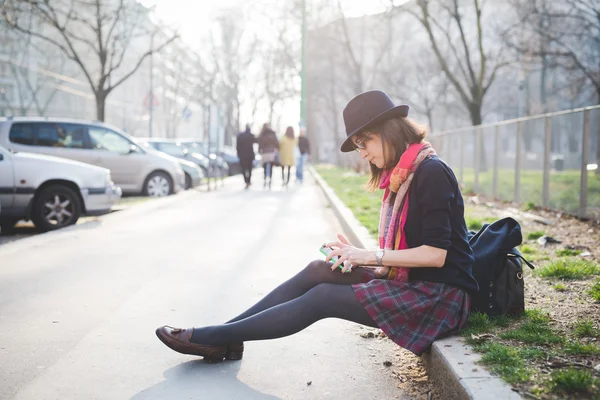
[506,252,536,270]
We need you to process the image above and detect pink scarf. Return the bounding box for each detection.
[378,142,437,281]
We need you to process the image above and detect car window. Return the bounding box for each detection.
[88,126,132,154]
[34,123,88,148]
[157,142,185,157]
[9,123,35,145]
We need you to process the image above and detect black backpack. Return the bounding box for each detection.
[468,217,535,316]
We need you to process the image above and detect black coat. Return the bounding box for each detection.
[236,130,256,165]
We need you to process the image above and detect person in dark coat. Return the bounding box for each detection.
[236,124,256,189]
[257,123,279,189]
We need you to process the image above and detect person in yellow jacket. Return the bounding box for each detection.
[278,126,297,186]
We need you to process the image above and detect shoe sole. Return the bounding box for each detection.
[225,351,243,360]
[155,328,225,363]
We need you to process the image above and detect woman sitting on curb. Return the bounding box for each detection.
[156,90,479,362]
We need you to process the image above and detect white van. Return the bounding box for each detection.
[0,146,121,232]
[0,117,184,196]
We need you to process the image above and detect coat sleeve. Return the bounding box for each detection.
[413,160,455,250]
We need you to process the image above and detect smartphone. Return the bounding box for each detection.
[319,244,341,267]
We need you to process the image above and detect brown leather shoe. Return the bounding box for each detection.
[155,326,226,362]
[226,342,244,360]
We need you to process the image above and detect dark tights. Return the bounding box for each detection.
[281,166,291,184]
[190,260,377,345]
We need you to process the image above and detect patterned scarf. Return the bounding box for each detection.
[377,141,437,281]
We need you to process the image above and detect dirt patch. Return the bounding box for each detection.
[464,196,600,399]
[357,327,440,399]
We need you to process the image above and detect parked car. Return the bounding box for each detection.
[0,117,185,197]
[178,140,230,176]
[134,140,204,189]
[0,146,121,232]
[136,138,212,180]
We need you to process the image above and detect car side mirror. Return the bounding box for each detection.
[128,144,138,154]
[0,153,3,161]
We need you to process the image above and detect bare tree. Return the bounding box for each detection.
[2,0,178,121]
[0,30,67,116]
[209,8,257,145]
[505,0,600,104]
[392,0,510,126]
[261,9,300,124]
[503,0,600,172]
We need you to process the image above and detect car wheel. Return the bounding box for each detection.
[184,173,192,190]
[143,171,173,197]
[32,185,81,232]
[200,166,209,179]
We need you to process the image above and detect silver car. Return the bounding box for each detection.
[0,146,121,232]
[0,117,185,197]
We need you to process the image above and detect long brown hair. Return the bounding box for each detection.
[355,117,427,192]
[285,126,295,139]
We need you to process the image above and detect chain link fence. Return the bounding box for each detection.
[430,105,600,220]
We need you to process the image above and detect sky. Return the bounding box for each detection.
[139,0,389,132]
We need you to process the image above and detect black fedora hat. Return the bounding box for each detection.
[340,90,409,153]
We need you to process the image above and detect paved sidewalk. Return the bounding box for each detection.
[0,173,410,400]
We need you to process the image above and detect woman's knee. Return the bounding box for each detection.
[297,260,330,283]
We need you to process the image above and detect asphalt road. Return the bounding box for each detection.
[0,175,409,400]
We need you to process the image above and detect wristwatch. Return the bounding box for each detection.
[375,249,385,266]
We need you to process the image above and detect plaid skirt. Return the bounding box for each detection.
[352,269,471,356]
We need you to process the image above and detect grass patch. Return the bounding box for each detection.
[527,231,545,240]
[518,347,548,360]
[315,166,380,236]
[476,343,531,384]
[556,248,582,257]
[523,201,536,211]
[572,319,599,337]
[500,310,564,345]
[466,217,487,231]
[553,283,567,291]
[588,279,600,302]
[461,312,512,341]
[563,341,600,355]
[519,244,538,255]
[551,368,599,395]
[537,259,600,280]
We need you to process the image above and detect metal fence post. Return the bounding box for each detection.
[492,125,499,199]
[474,128,481,193]
[514,121,522,203]
[543,116,551,208]
[580,109,590,219]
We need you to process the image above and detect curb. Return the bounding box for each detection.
[309,166,521,400]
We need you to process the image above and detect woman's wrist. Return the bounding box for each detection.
[367,250,378,266]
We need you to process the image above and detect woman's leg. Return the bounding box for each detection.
[226,260,367,323]
[286,166,291,184]
[191,283,377,345]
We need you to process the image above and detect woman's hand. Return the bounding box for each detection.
[325,234,373,273]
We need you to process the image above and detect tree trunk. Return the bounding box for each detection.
[95,91,106,122]
[595,90,600,175]
[468,101,488,172]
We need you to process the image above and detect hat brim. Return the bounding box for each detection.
[340,104,409,153]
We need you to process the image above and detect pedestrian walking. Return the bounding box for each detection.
[236,124,256,189]
[156,90,478,363]
[296,129,310,183]
[278,126,296,186]
[256,123,279,189]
